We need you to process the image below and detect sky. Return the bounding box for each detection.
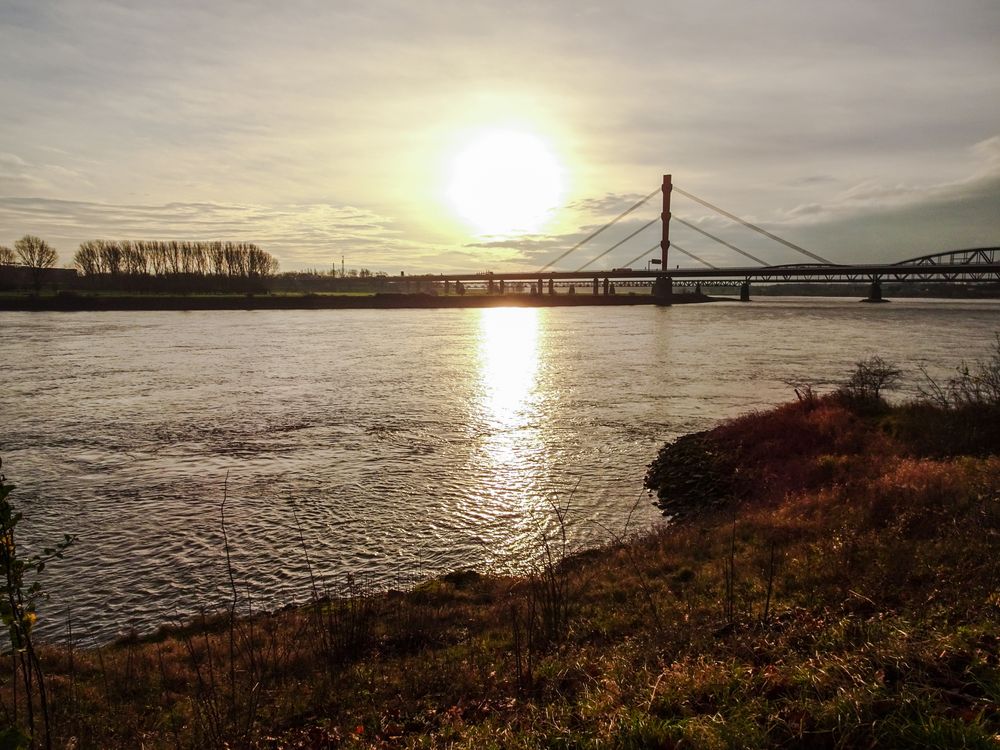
[1,0,999,273]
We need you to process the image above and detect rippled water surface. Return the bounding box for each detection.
[2,298,998,643]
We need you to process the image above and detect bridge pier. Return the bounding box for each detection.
[444,280,450,295]
[548,278,555,295]
[865,277,885,303]
[653,275,672,305]
[592,277,599,295]
[487,279,495,294]
[740,280,751,302]
[499,279,505,295]
[603,277,610,295]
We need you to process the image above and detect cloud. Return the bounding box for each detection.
[4,132,997,275]
[787,203,823,217]
[0,196,427,271]
[789,176,838,187]
[779,135,1000,223]
[462,213,663,270]
[0,191,658,273]
[464,135,1000,270]
[781,170,1000,263]
[972,135,1000,167]
[1,1,998,272]
[465,236,564,252]
[567,192,650,216]
[0,152,91,195]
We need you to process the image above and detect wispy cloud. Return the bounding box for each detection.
[0,152,92,195]
[779,135,1000,224]
[0,197,414,270]
[567,193,650,216]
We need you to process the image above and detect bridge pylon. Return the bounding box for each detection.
[661,173,672,269]
[654,173,673,305]
[865,277,885,304]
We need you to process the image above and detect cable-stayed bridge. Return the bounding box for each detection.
[411,175,1000,302]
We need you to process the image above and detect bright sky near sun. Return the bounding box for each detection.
[448,131,565,236]
[1,0,999,272]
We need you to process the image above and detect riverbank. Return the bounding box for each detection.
[5,387,998,748]
[0,290,714,311]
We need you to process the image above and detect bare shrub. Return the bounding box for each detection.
[840,355,902,403]
[529,501,580,646]
[782,379,819,408]
[919,333,1000,408]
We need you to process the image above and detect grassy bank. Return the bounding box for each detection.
[2,384,999,747]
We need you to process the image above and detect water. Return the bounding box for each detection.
[1,297,998,644]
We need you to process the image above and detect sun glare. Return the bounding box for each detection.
[478,307,541,427]
[447,130,564,237]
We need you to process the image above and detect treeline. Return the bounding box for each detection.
[74,241,278,277]
[335,268,387,279]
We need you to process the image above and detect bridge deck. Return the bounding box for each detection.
[411,262,1000,284]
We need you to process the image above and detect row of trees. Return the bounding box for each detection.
[0,235,59,269]
[74,240,279,278]
[1,237,280,279]
[328,267,387,279]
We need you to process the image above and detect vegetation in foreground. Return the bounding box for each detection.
[1,352,999,748]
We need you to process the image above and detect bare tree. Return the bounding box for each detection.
[99,240,122,276]
[74,241,102,275]
[122,241,148,275]
[246,245,279,277]
[14,235,58,293]
[0,245,14,265]
[70,239,279,284]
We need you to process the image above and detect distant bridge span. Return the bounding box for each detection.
[414,247,1000,284]
[408,173,999,302]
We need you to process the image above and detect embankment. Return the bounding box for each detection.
[5,394,998,748]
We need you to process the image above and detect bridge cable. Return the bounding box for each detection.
[536,187,659,273]
[574,217,659,272]
[621,243,661,269]
[621,242,718,270]
[671,242,718,269]
[673,186,832,264]
[675,216,768,266]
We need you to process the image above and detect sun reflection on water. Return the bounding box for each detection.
[473,307,556,565]
[478,307,541,428]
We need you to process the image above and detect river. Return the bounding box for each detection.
[1,297,998,644]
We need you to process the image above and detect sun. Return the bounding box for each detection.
[447,130,564,237]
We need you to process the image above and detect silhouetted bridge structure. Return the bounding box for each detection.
[410,176,1000,302]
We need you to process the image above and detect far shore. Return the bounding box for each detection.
[0,290,715,311]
